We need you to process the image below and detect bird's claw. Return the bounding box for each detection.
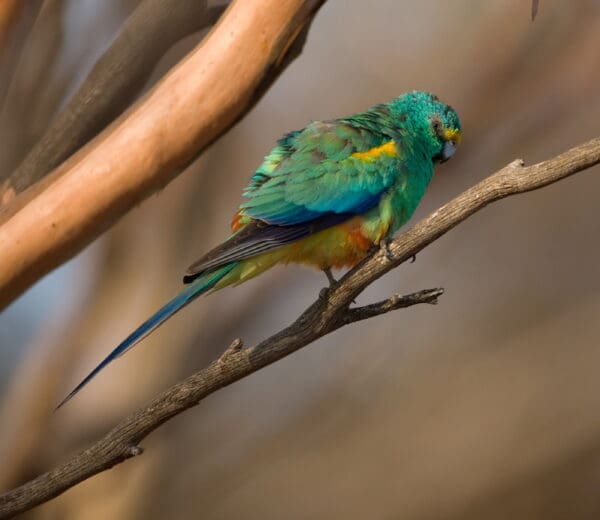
[410,254,416,263]
[380,238,393,261]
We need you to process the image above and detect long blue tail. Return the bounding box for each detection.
[56,263,237,409]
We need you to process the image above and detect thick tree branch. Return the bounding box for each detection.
[1,0,229,196]
[0,0,325,310]
[0,137,598,519]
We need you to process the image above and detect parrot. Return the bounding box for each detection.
[58,90,461,408]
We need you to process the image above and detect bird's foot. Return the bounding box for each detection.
[323,268,337,286]
[319,268,336,301]
[410,254,417,263]
[380,238,394,261]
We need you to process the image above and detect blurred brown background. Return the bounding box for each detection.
[1,0,600,518]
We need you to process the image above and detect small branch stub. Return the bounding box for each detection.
[125,445,143,457]
[219,338,244,362]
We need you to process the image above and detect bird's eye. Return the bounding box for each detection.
[431,119,443,138]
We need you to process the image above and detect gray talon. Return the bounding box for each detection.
[380,238,393,261]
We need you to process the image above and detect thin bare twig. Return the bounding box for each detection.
[342,289,443,324]
[0,137,598,519]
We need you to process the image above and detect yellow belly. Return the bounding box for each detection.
[284,217,374,269]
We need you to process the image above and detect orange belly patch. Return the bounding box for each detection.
[347,225,373,253]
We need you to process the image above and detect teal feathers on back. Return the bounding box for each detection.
[239,91,460,228]
[241,121,395,224]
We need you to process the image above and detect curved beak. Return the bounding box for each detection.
[439,140,457,163]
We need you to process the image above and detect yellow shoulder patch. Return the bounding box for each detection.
[351,140,398,162]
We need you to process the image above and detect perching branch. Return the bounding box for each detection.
[0,0,325,310]
[1,0,229,196]
[0,137,598,519]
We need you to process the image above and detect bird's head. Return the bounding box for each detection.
[388,91,462,164]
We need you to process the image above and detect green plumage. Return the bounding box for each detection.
[59,91,462,407]
[236,91,460,233]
